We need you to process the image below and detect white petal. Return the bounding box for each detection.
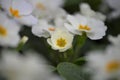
[64,23,82,35]
[15,15,38,26]
[0,0,12,11]
[94,12,106,21]
[32,26,50,38]
[87,19,107,40]
[47,38,52,45]
[80,3,95,17]
[67,15,79,27]
[12,0,33,15]
[59,45,72,52]
[32,19,52,38]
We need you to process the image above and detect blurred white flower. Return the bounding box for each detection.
[0,50,62,80]
[47,28,74,52]
[26,0,64,20]
[104,0,120,19]
[0,11,20,47]
[79,3,106,21]
[54,9,67,27]
[65,14,107,40]
[32,19,55,38]
[86,35,120,80]
[0,0,38,26]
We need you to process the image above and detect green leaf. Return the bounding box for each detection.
[74,57,86,62]
[74,57,86,65]
[57,62,85,80]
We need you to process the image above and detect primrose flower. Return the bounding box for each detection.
[32,19,55,38]
[79,3,106,21]
[65,14,107,40]
[26,0,64,20]
[0,0,38,26]
[86,46,120,80]
[47,28,73,52]
[0,11,20,47]
[54,9,67,27]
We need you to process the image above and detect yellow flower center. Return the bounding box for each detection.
[36,3,46,10]
[78,25,91,31]
[0,25,7,37]
[9,7,21,18]
[56,38,67,47]
[48,27,55,31]
[106,61,120,72]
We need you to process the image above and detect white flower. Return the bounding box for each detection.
[26,0,64,20]
[54,9,67,27]
[47,28,74,52]
[65,14,107,40]
[32,19,55,38]
[32,18,67,38]
[0,11,20,47]
[0,0,38,26]
[86,49,120,80]
[104,0,120,19]
[86,44,120,80]
[0,50,62,80]
[26,0,64,9]
[79,3,106,21]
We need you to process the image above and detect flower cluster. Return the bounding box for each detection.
[1,0,118,80]
[0,0,107,51]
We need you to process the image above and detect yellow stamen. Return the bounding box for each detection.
[9,7,21,18]
[0,25,7,37]
[78,25,91,31]
[48,27,55,31]
[106,61,120,72]
[36,3,46,10]
[56,38,67,47]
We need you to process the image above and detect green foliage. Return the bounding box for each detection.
[57,62,90,80]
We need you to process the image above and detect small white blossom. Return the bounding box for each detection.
[47,28,74,52]
[79,3,106,21]
[0,50,62,80]
[0,0,38,26]
[86,46,120,80]
[26,0,64,20]
[0,11,20,47]
[54,9,67,27]
[65,14,107,40]
[32,18,67,38]
[86,35,120,80]
[32,19,55,38]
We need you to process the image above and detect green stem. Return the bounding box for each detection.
[74,33,87,58]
